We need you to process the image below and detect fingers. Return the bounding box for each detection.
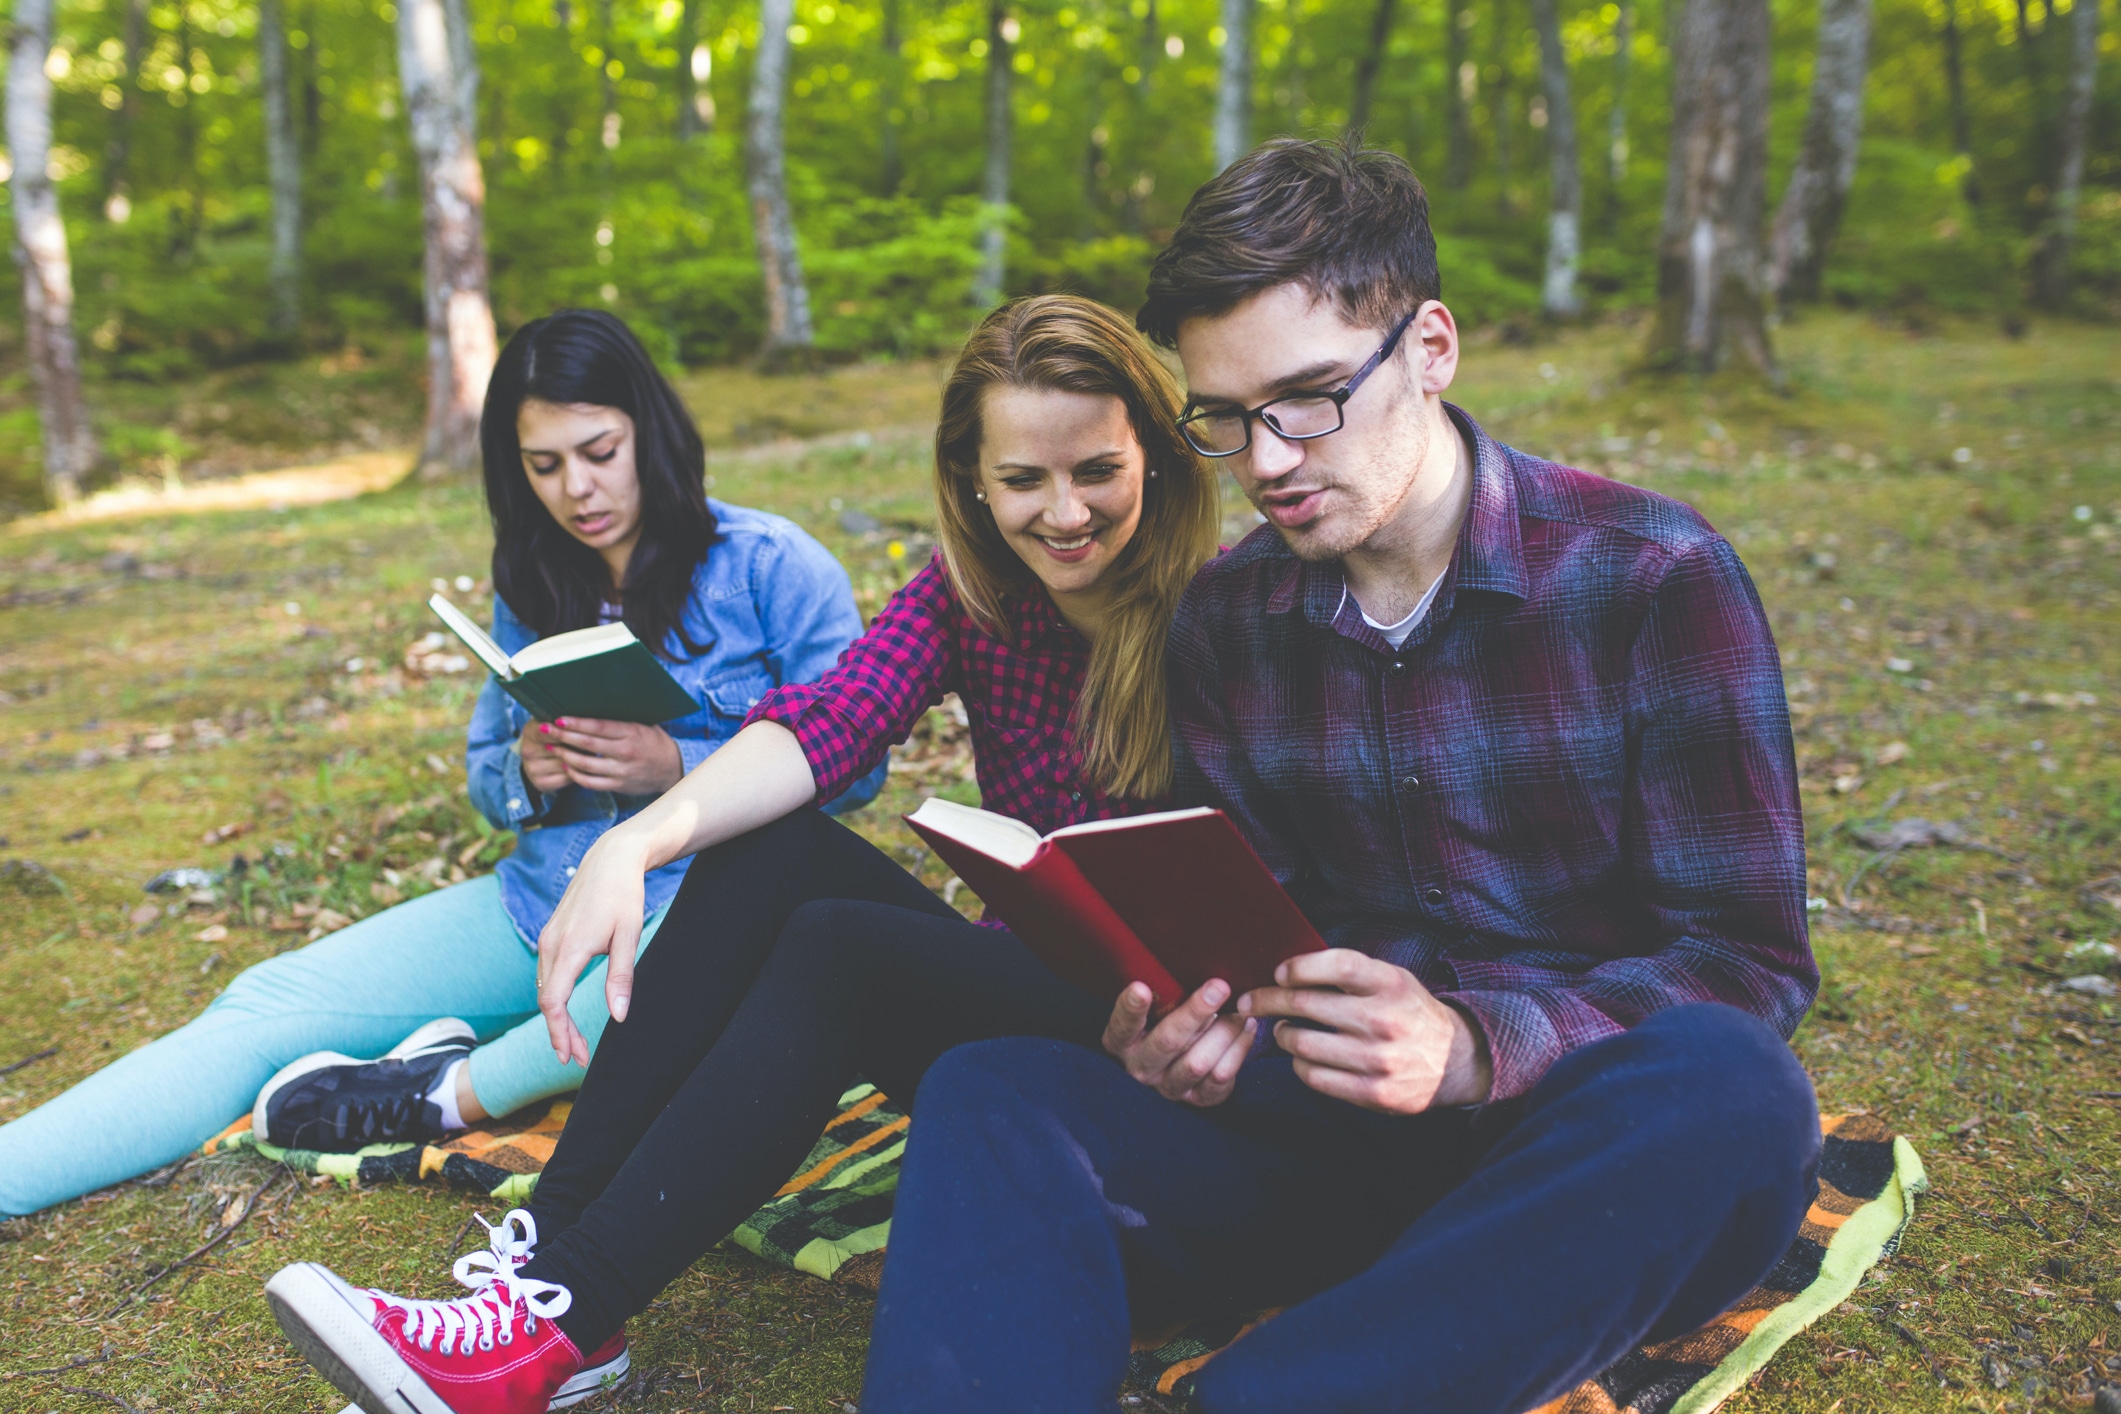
[1272,948,1402,994]
[1288,1057,1387,1110]
[1158,1015,1249,1101]
[1270,1020,1379,1075]
[604,929,640,1025]
[1135,979,1230,1066]
[1101,982,1154,1059]
[538,718,633,752]
[1236,983,1369,1033]
[1180,1017,1256,1107]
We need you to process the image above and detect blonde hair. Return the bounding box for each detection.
[934,295,1220,800]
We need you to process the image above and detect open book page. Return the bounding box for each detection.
[1047,807,1217,841]
[905,797,1047,869]
[509,621,640,674]
[428,595,515,679]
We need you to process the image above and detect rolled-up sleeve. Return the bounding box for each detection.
[1433,540,1816,1102]
[748,556,958,807]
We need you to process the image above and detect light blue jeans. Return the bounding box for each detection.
[0,874,663,1217]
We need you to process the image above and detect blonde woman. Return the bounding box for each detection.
[264,295,1225,1414]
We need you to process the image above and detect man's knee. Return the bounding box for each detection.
[913,1036,1098,1115]
[1620,1004,1820,1184]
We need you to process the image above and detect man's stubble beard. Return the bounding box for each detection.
[1263,392,1433,565]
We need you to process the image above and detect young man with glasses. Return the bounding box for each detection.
[857,135,1823,1413]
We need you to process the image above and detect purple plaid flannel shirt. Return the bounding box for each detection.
[748,555,1135,843]
[1168,406,1816,1102]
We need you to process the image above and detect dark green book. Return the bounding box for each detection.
[428,594,700,724]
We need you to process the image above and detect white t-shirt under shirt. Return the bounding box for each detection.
[1355,571,1446,650]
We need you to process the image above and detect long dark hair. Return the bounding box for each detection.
[481,310,717,659]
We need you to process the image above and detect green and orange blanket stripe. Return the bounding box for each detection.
[206,1100,1924,1414]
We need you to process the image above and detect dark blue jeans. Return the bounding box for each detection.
[861,1003,1820,1414]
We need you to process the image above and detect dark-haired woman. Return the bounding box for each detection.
[0,310,881,1218]
[265,294,1227,1414]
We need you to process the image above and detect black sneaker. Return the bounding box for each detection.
[254,1018,475,1151]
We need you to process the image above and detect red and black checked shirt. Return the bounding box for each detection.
[1168,406,1817,1103]
[748,555,1134,844]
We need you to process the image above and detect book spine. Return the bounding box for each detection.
[501,676,558,722]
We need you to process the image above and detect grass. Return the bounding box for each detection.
[1,308,2119,1412]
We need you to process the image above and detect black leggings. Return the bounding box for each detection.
[516,809,1108,1353]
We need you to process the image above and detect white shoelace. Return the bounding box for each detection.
[376,1208,573,1357]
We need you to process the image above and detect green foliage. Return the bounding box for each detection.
[0,0,2113,395]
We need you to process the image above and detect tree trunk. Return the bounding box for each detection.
[396,0,498,475]
[8,0,99,504]
[1212,0,1254,170]
[1445,4,1470,188]
[975,0,1013,305]
[677,0,712,137]
[1488,0,1514,216]
[2032,0,2099,308]
[1531,0,1580,318]
[878,0,902,192]
[1939,0,1980,206]
[598,0,618,178]
[105,0,143,217]
[1606,0,1630,207]
[259,0,303,340]
[1643,0,1776,378]
[1123,0,1158,232]
[1767,0,1871,304]
[1349,0,1398,133]
[746,0,815,358]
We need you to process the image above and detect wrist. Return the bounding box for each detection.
[1440,1002,1493,1107]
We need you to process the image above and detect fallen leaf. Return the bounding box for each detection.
[1903,944,1939,957]
[2057,1026,2091,1045]
[1834,773,1865,794]
[127,903,161,927]
[193,924,229,943]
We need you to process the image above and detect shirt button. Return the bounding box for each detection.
[507,798,523,811]
[1399,775,1420,791]
[1071,790,1083,802]
[1391,660,1406,672]
[1424,887,1444,906]
[566,866,578,878]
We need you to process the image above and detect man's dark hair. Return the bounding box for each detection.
[1136,132,1440,349]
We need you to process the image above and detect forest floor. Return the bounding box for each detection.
[1,309,2118,1413]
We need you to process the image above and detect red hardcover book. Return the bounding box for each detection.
[905,798,1325,1014]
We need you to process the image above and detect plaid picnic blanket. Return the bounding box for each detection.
[205,1099,1925,1414]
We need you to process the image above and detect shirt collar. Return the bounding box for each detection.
[1264,402,1529,623]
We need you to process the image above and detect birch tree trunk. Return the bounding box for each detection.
[974,0,1013,306]
[1767,0,1871,304]
[1349,0,1398,133]
[8,0,99,504]
[677,0,711,137]
[260,0,303,339]
[1643,0,1776,378]
[1445,4,1470,188]
[1488,0,1514,215]
[1212,0,1254,170]
[746,0,815,359]
[2031,0,2099,308]
[1531,0,1581,317]
[396,0,498,475]
[1606,0,1630,211]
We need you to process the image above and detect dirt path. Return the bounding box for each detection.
[4,450,415,535]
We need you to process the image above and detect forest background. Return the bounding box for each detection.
[0,0,2116,514]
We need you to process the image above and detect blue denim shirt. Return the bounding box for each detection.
[465,499,886,945]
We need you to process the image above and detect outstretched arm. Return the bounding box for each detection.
[534,720,815,1066]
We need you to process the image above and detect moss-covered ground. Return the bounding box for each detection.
[2,310,2118,1411]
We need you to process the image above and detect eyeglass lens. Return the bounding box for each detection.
[1183,395,1344,455]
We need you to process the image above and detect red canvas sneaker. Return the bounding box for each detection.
[265,1208,627,1414]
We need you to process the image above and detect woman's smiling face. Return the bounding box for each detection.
[976,385,1148,612]
[518,398,643,584]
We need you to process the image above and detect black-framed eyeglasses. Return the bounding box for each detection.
[1177,308,1420,458]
